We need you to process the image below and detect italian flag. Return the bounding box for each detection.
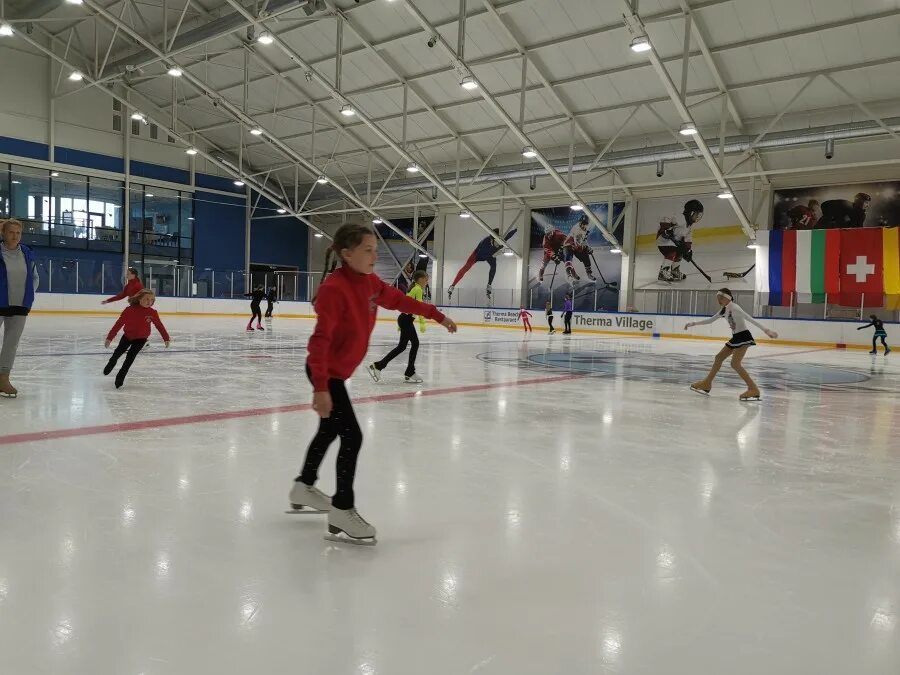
[755,227,900,308]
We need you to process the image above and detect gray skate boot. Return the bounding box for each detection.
[287,482,331,514]
[325,507,376,546]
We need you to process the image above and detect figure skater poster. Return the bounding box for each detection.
[527,202,625,312]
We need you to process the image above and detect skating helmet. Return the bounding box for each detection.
[854,192,872,209]
[683,199,704,224]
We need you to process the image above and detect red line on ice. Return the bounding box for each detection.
[0,374,583,446]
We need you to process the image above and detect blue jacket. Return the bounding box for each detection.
[0,243,37,310]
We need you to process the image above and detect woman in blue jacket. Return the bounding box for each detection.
[0,219,40,398]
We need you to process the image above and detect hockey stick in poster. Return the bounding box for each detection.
[588,251,619,291]
[723,263,756,280]
[661,231,712,282]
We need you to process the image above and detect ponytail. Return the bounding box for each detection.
[311,223,373,302]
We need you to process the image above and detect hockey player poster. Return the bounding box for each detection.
[633,193,755,291]
[374,217,435,295]
[527,202,625,312]
[773,181,900,231]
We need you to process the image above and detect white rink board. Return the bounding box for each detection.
[31,292,891,349]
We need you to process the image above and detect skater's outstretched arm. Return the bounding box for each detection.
[857,321,875,330]
[684,311,722,330]
[105,311,127,347]
[150,310,171,345]
[374,279,454,329]
[730,303,778,338]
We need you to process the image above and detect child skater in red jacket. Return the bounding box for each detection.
[104,289,170,389]
[288,223,457,546]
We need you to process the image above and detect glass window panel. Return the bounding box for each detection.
[0,164,9,217]
[11,164,50,234]
[52,172,88,240]
[89,176,124,232]
[180,192,193,238]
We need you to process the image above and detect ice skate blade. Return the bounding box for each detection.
[285,506,328,515]
[739,395,761,402]
[690,385,710,396]
[367,365,381,383]
[0,392,17,399]
[324,530,376,546]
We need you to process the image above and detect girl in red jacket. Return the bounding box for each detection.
[289,223,457,546]
[101,267,143,305]
[104,289,170,388]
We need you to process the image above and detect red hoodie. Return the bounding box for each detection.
[105,278,144,303]
[307,266,446,392]
[107,304,170,342]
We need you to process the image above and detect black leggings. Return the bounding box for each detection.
[249,303,262,324]
[564,311,572,333]
[299,364,363,510]
[108,336,147,381]
[374,314,419,377]
[264,301,274,317]
[873,333,889,351]
[547,315,554,331]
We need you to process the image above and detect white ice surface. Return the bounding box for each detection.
[1,315,899,675]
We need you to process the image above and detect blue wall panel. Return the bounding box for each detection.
[249,194,308,271]
[0,136,49,161]
[196,173,245,194]
[130,160,189,185]
[193,191,246,272]
[56,147,124,173]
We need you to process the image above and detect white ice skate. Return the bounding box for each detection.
[404,374,424,384]
[287,483,331,514]
[367,363,382,383]
[586,269,597,282]
[325,507,376,546]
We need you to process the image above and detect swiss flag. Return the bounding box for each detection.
[839,228,883,307]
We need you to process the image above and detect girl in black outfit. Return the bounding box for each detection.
[264,286,277,318]
[245,286,265,331]
[857,315,891,355]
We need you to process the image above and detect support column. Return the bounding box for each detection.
[619,198,638,313]
[245,184,251,292]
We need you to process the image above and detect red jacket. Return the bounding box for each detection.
[107,304,170,342]
[307,266,446,392]
[105,278,144,303]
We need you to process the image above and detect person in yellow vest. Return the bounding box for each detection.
[368,270,430,384]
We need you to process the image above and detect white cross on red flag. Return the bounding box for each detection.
[839,228,883,307]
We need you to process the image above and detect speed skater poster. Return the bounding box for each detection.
[527,202,625,312]
[773,181,900,231]
[633,192,756,291]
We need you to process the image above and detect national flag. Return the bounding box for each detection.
[884,227,900,309]
[794,229,841,303]
[754,230,770,305]
[839,228,883,307]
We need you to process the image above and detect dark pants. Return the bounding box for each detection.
[873,333,889,351]
[547,315,554,332]
[107,336,147,383]
[564,311,573,333]
[375,314,419,377]
[248,303,262,325]
[299,364,363,510]
[265,301,274,318]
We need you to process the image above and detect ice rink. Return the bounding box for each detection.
[2,314,899,675]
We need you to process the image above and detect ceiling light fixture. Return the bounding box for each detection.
[314,232,324,238]
[630,35,651,53]
[679,122,698,136]
[339,104,355,117]
[459,210,471,219]
[522,146,537,158]
[418,253,428,259]
[257,31,274,45]
[316,175,328,184]
[460,75,478,90]
[0,23,14,37]
[233,180,245,187]
[747,243,758,249]
[406,162,420,173]
[372,217,383,224]
[131,112,145,121]
[146,193,154,198]
[610,248,622,254]
[502,249,514,257]
[51,171,59,177]
[570,202,584,211]
[68,71,84,81]
[167,66,183,77]
[277,209,286,214]
[717,190,734,199]
[185,148,198,155]
[65,0,84,4]
[249,127,263,136]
